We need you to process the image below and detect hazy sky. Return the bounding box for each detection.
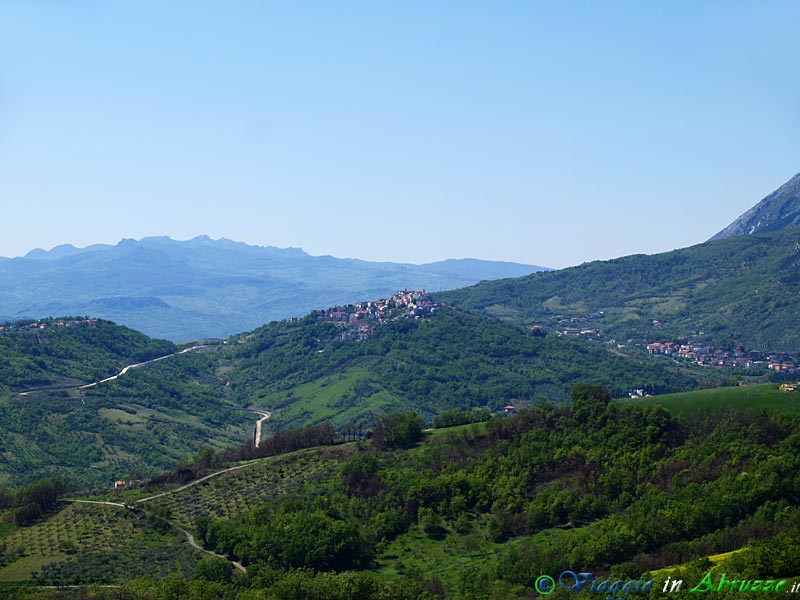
[1,1,798,268]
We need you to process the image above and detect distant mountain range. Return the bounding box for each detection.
[0,236,546,340]
[441,172,800,351]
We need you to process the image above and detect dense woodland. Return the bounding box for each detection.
[193,386,800,599]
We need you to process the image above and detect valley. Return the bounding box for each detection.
[0,299,696,488]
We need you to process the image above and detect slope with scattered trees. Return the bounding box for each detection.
[438,227,800,351]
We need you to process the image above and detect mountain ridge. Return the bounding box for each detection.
[0,236,547,340]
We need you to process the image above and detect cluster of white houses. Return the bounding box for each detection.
[313,290,437,341]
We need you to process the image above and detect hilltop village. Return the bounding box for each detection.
[311,290,437,340]
[0,317,101,335]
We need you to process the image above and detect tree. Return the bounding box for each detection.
[371,411,424,449]
[249,510,367,571]
[340,452,383,498]
[571,384,612,422]
[192,556,233,583]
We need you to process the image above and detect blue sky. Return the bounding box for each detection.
[1,1,798,268]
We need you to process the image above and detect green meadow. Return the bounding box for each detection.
[619,383,800,417]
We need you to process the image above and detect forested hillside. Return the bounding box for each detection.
[438,227,800,351]
[0,318,175,394]
[0,319,251,487]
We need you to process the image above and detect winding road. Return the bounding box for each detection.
[17,345,208,397]
[79,345,208,389]
[253,410,271,447]
[17,344,269,445]
[134,459,266,504]
[26,346,276,575]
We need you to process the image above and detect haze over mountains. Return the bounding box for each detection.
[4,171,799,485]
[0,236,545,340]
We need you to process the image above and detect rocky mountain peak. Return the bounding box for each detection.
[710,172,800,240]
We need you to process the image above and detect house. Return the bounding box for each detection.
[503,405,517,414]
[114,480,126,489]
[647,342,677,355]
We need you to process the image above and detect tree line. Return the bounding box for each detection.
[0,477,73,526]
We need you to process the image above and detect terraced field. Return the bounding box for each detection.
[0,443,357,586]
[142,445,356,528]
[0,501,198,584]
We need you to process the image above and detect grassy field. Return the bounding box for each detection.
[648,548,748,580]
[425,421,490,440]
[259,366,405,430]
[618,383,800,417]
[376,515,501,587]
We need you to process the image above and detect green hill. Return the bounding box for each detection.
[220,304,696,430]
[618,383,800,418]
[437,227,800,351]
[0,318,176,394]
[0,319,252,487]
